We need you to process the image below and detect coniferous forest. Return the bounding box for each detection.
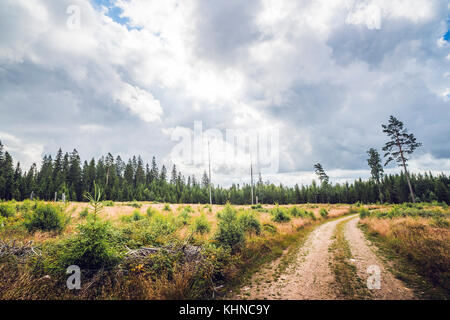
[0,141,448,205]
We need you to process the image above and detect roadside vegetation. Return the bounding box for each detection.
[0,196,352,300]
[358,202,450,299]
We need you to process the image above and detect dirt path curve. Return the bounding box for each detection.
[344,217,415,300]
[235,215,357,300]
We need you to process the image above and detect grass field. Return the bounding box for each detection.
[0,200,448,299]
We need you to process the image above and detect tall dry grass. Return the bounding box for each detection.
[361,216,450,295]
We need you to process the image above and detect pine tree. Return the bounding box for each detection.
[382,116,422,203]
[170,164,177,185]
[68,149,82,201]
[367,148,384,203]
[135,156,145,187]
[314,163,329,184]
[149,157,159,183]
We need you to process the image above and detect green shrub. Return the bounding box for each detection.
[238,211,261,235]
[308,211,317,220]
[59,216,121,270]
[20,200,35,214]
[0,202,16,218]
[358,207,370,218]
[180,205,194,213]
[289,206,308,217]
[132,209,144,221]
[203,204,213,213]
[121,209,144,223]
[163,204,171,211]
[129,202,142,208]
[23,202,69,233]
[120,213,178,248]
[319,208,328,218]
[214,204,245,250]
[146,206,158,218]
[262,223,277,234]
[251,204,262,210]
[347,206,359,214]
[177,208,192,226]
[79,208,89,218]
[192,214,211,235]
[271,207,291,223]
[103,200,114,207]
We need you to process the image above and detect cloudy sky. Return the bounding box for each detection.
[0,0,449,187]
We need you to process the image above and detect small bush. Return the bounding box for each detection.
[177,208,192,226]
[103,200,114,207]
[347,206,359,214]
[59,216,121,270]
[163,204,171,211]
[214,204,245,250]
[319,208,328,218]
[121,209,144,223]
[238,211,261,235]
[358,207,370,218]
[192,214,211,235]
[289,206,305,217]
[0,202,16,218]
[79,208,89,218]
[251,204,262,210]
[262,223,277,234]
[129,202,142,208]
[181,205,194,213]
[271,207,291,223]
[308,211,317,220]
[23,202,69,233]
[132,209,144,221]
[146,206,158,218]
[120,213,177,248]
[20,200,35,214]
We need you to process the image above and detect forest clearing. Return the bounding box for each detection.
[0,199,448,300]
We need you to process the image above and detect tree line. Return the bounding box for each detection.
[0,143,447,205]
[0,116,448,205]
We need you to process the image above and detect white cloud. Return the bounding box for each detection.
[0,132,44,169]
[0,0,448,186]
[114,84,163,123]
[345,0,436,30]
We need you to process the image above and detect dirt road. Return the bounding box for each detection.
[234,215,415,300]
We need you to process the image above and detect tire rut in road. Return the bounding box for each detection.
[235,215,357,300]
[343,217,415,300]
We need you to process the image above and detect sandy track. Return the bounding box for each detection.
[344,217,415,300]
[234,214,415,300]
[235,215,356,300]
